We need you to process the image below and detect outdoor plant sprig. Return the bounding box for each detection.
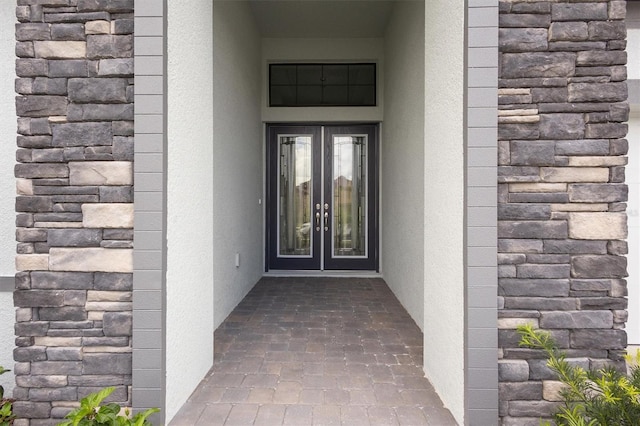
[517,324,640,426]
[0,366,15,426]
[57,387,159,426]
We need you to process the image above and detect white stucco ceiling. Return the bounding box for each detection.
[248,0,395,38]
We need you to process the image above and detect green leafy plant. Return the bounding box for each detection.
[517,324,640,426]
[58,387,159,426]
[0,366,15,426]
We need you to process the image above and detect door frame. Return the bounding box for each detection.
[265,123,380,272]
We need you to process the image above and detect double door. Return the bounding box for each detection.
[266,124,378,271]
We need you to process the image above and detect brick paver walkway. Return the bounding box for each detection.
[170,277,457,425]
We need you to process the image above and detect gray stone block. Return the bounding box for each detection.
[568,82,627,103]
[499,279,569,297]
[503,297,577,311]
[540,310,613,329]
[97,58,133,76]
[16,196,53,213]
[517,265,570,279]
[47,347,83,361]
[48,60,88,77]
[528,357,589,380]
[44,12,111,23]
[67,103,133,121]
[585,122,628,139]
[498,204,550,221]
[112,19,134,35]
[31,361,83,376]
[103,311,132,336]
[499,14,551,29]
[498,360,529,382]
[15,322,49,336]
[16,23,51,42]
[77,0,134,12]
[51,23,85,41]
[548,22,588,42]
[499,28,548,52]
[502,52,576,79]
[588,21,626,42]
[16,40,35,58]
[511,2,550,14]
[571,329,626,349]
[551,3,607,21]
[48,229,102,247]
[83,353,132,374]
[16,58,48,77]
[531,87,567,103]
[509,400,561,417]
[498,239,543,254]
[15,290,65,308]
[12,401,51,419]
[14,347,47,362]
[499,382,542,401]
[29,387,78,402]
[32,77,67,95]
[99,186,133,203]
[544,240,607,255]
[82,337,130,346]
[568,183,627,203]
[52,122,112,146]
[571,255,627,279]
[68,78,128,103]
[577,297,626,310]
[555,139,608,156]
[510,140,554,166]
[17,135,52,148]
[576,50,626,66]
[16,95,68,117]
[539,114,585,139]
[94,272,132,291]
[16,228,48,242]
[498,221,568,239]
[39,307,87,321]
[87,35,133,59]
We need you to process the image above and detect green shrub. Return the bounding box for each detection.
[0,366,15,426]
[57,387,159,426]
[517,324,640,426]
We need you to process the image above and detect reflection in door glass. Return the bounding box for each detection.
[333,136,367,257]
[278,136,312,256]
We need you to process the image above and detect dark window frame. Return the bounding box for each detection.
[269,63,377,107]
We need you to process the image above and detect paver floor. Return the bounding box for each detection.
[170,277,457,425]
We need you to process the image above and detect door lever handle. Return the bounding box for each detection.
[324,212,329,231]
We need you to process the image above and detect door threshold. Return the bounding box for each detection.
[264,270,382,278]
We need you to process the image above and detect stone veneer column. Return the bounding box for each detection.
[13,1,134,423]
[498,1,628,424]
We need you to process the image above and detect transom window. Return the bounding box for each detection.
[269,63,376,107]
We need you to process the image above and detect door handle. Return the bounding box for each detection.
[315,212,321,231]
[324,212,329,231]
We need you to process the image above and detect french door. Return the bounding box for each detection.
[266,124,378,271]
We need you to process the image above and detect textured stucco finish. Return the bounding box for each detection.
[165,0,215,421]
[422,2,466,423]
[0,0,16,394]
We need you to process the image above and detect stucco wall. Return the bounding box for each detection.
[0,0,16,394]
[165,0,215,420]
[381,2,425,332]
[423,2,466,424]
[627,2,640,345]
[212,1,263,329]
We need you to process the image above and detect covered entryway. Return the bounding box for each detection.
[169,277,456,425]
[138,0,498,424]
[266,124,378,271]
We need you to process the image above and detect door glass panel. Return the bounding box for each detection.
[332,135,367,257]
[278,136,313,257]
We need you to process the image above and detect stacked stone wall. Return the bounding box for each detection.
[498,1,629,424]
[13,1,134,424]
